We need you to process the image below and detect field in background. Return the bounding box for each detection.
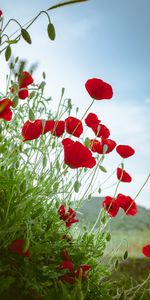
[78,196,150,258]
[78,197,150,298]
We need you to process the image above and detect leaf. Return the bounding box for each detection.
[21,28,32,44]
[20,179,27,193]
[5,46,11,61]
[6,39,18,44]
[123,250,128,260]
[74,180,81,193]
[99,165,107,173]
[115,259,119,270]
[28,108,35,121]
[12,96,19,108]
[29,91,36,99]
[106,232,111,242]
[84,137,90,149]
[47,23,56,41]
[42,72,46,79]
[47,0,88,11]
[101,215,107,224]
[98,187,101,194]
[15,56,19,63]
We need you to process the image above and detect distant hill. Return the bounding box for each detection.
[77,197,150,232]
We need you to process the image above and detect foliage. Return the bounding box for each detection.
[0,2,150,299]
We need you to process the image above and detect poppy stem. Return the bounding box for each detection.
[113,159,124,198]
[134,173,150,201]
[80,99,95,121]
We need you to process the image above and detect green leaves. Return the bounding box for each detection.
[12,96,19,108]
[115,259,119,270]
[84,137,90,149]
[28,108,35,121]
[106,232,111,242]
[123,250,128,260]
[5,46,11,61]
[47,0,88,11]
[47,23,56,41]
[19,179,27,193]
[74,180,81,193]
[6,39,18,45]
[99,165,107,173]
[21,28,32,44]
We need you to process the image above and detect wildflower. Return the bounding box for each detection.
[49,120,65,137]
[65,116,83,137]
[58,204,78,228]
[117,168,132,182]
[116,194,137,216]
[18,87,29,100]
[85,78,113,100]
[18,71,33,88]
[102,196,120,217]
[142,245,150,258]
[90,138,116,154]
[58,250,91,284]
[18,71,33,100]
[0,10,3,17]
[22,119,43,141]
[116,145,135,158]
[85,112,100,127]
[62,138,96,169]
[58,250,74,271]
[9,239,30,257]
[91,123,110,138]
[0,98,13,121]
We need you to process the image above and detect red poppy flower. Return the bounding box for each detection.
[50,120,65,137]
[90,138,116,154]
[117,168,132,183]
[22,119,43,141]
[116,194,138,216]
[62,138,96,169]
[9,239,30,257]
[18,87,29,100]
[42,120,54,134]
[65,116,83,137]
[58,259,74,272]
[85,78,113,100]
[0,98,13,121]
[58,250,74,271]
[18,71,33,88]
[142,245,150,258]
[58,204,79,228]
[58,250,91,284]
[116,145,135,158]
[102,196,120,217]
[0,10,3,17]
[85,113,100,127]
[91,123,110,138]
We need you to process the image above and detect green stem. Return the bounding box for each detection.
[134,173,150,200]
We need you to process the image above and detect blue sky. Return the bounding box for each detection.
[1,0,150,207]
